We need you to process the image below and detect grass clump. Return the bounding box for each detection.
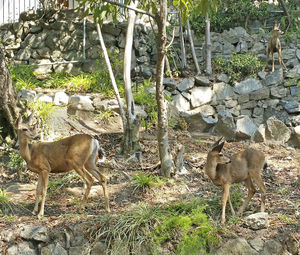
[0,188,12,215]
[132,173,165,192]
[214,53,263,84]
[92,198,220,255]
[27,101,58,124]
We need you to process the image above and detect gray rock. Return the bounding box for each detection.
[7,241,37,255]
[249,237,264,252]
[296,49,300,61]
[37,94,53,103]
[69,246,89,255]
[163,78,178,91]
[177,78,195,92]
[238,94,250,104]
[41,243,68,255]
[281,48,296,60]
[15,48,31,60]
[172,94,190,112]
[249,87,270,100]
[91,241,107,255]
[224,99,238,108]
[244,212,269,230]
[181,92,191,101]
[265,116,291,143]
[290,86,299,97]
[194,75,211,86]
[257,71,267,80]
[31,59,53,74]
[282,99,300,113]
[215,238,258,255]
[236,115,257,139]
[286,65,300,78]
[261,239,283,255]
[270,86,288,98]
[253,124,266,143]
[264,68,284,86]
[192,105,216,116]
[18,89,36,102]
[288,126,300,148]
[250,42,265,54]
[140,65,152,78]
[217,73,230,83]
[69,95,95,111]
[234,78,262,95]
[241,100,257,110]
[20,225,48,242]
[213,82,235,100]
[190,86,212,108]
[181,111,217,133]
[54,91,69,105]
[215,110,236,139]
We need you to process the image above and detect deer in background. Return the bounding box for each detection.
[205,138,266,224]
[15,114,110,218]
[264,23,286,72]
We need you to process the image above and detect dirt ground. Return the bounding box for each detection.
[0,117,299,242]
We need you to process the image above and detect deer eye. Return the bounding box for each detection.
[22,128,28,131]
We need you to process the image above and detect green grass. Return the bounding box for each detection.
[132,173,165,192]
[0,188,13,215]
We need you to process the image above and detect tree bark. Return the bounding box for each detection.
[123,1,141,155]
[179,12,187,70]
[96,23,127,133]
[0,47,19,139]
[155,0,174,178]
[187,20,201,74]
[205,13,212,75]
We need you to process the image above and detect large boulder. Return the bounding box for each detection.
[181,109,217,133]
[172,94,190,112]
[263,68,284,86]
[213,82,235,100]
[234,78,262,95]
[190,87,212,108]
[236,115,257,139]
[214,238,258,255]
[265,117,291,143]
[215,110,236,139]
[177,78,195,92]
[244,212,269,230]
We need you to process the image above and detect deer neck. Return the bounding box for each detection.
[18,136,32,163]
[205,158,218,180]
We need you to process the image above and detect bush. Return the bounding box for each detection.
[214,53,263,84]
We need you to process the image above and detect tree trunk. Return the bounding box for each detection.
[123,1,141,155]
[186,20,201,74]
[179,12,187,70]
[155,0,174,178]
[0,47,19,139]
[96,23,127,133]
[205,13,212,75]
[278,0,291,31]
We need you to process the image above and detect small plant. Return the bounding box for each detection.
[27,101,58,124]
[9,64,39,91]
[132,173,158,192]
[0,188,12,215]
[8,151,24,181]
[214,53,264,84]
[134,78,157,129]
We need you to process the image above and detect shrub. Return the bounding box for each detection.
[214,53,263,84]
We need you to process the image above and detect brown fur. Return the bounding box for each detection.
[205,139,266,223]
[264,23,286,72]
[16,116,110,218]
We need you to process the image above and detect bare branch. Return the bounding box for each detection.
[166,27,175,49]
[102,0,155,19]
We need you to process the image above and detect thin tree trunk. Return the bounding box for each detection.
[278,0,291,31]
[205,13,212,75]
[123,1,141,154]
[179,12,187,69]
[0,47,19,139]
[96,23,127,133]
[156,0,174,178]
[186,20,201,74]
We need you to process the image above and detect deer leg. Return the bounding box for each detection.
[253,175,266,212]
[221,184,231,224]
[278,48,286,69]
[228,193,236,216]
[33,174,42,215]
[74,167,94,211]
[37,170,49,219]
[238,178,256,215]
[272,52,275,72]
[88,168,110,213]
[264,49,270,71]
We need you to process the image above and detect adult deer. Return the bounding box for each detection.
[264,23,286,72]
[15,114,110,218]
[205,138,266,224]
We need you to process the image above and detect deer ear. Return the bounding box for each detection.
[212,142,224,153]
[212,137,223,148]
[15,116,22,129]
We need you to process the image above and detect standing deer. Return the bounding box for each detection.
[264,23,286,72]
[205,138,266,224]
[15,114,110,218]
